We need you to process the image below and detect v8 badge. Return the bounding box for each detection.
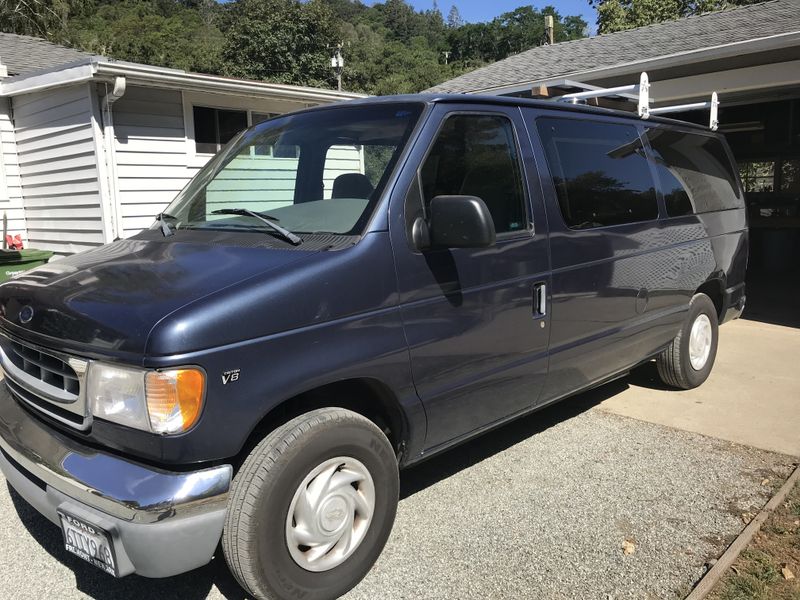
[222,369,240,385]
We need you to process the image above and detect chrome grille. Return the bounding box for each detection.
[0,334,90,430]
[6,341,80,396]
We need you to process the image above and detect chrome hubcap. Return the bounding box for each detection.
[689,314,713,370]
[285,456,375,572]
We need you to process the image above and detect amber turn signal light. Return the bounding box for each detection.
[145,368,205,434]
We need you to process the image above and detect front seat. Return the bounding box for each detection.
[332,173,374,200]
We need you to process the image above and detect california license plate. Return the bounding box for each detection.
[57,511,118,577]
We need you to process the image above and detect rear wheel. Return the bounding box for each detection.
[223,408,399,600]
[656,293,719,389]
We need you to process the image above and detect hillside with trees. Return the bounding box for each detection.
[0,0,587,93]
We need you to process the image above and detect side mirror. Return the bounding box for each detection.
[427,196,495,248]
[416,195,496,250]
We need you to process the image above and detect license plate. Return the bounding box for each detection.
[57,511,118,577]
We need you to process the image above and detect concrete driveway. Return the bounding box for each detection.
[600,318,800,456]
[0,317,797,599]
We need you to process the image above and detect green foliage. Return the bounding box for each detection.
[446,5,586,67]
[591,0,763,34]
[221,0,340,87]
[0,0,588,94]
[66,0,223,73]
[0,0,88,40]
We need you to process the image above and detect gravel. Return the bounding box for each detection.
[0,388,793,600]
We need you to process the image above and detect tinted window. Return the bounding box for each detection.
[646,128,742,216]
[421,114,526,234]
[537,118,657,229]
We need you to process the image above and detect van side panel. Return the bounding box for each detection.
[524,109,719,402]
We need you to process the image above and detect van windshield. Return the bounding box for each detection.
[160,102,424,239]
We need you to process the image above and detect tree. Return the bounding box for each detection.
[221,0,340,88]
[590,0,761,34]
[66,1,224,73]
[446,5,462,28]
[446,5,586,65]
[0,0,88,40]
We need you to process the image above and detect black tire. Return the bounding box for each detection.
[222,408,399,600]
[656,293,719,390]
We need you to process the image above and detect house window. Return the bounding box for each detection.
[739,161,775,193]
[193,106,248,154]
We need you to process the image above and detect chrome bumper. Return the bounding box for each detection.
[0,383,232,577]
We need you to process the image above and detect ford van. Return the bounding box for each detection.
[0,94,747,600]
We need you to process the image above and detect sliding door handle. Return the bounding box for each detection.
[533,282,547,318]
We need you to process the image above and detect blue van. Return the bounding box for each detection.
[0,95,747,600]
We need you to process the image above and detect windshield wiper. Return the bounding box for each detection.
[155,212,177,237]
[211,208,302,246]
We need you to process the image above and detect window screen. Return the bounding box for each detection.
[537,118,657,229]
[646,128,742,216]
[420,114,526,234]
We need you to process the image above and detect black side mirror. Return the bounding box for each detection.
[414,195,496,250]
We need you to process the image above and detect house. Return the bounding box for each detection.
[429,0,800,322]
[0,32,364,256]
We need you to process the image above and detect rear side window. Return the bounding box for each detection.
[646,128,742,216]
[537,118,658,229]
[420,114,527,234]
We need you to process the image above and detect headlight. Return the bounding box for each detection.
[87,363,205,434]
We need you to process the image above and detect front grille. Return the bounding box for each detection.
[0,334,90,430]
[6,340,80,396]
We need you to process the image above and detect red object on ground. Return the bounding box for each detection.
[5,234,23,250]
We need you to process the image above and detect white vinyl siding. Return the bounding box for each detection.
[116,88,364,231]
[204,145,364,215]
[13,84,104,255]
[113,86,196,237]
[0,98,27,243]
[206,155,299,212]
[323,145,365,198]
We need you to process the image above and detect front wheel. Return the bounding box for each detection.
[656,293,719,389]
[223,408,399,600]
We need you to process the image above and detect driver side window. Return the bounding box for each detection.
[420,114,527,234]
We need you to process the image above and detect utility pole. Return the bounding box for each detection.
[330,43,344,92]
[544,15,554,45]
[442,50,451,65]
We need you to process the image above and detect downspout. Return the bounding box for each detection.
[101,76,126,240]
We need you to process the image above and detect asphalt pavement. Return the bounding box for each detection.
[0,378,794,600]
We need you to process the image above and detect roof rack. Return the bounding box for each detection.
[554,72,719,131]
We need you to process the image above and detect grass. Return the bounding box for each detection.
[707,477,800,600]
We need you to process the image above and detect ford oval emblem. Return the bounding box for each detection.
[18,305,34,324]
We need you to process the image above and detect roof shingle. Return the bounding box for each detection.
[0,32,93,76]
[427,0,800,94]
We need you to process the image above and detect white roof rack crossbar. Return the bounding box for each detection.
[648,92,719,131]
[552,72,719,131]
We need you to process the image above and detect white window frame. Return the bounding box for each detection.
[182,91,302,167]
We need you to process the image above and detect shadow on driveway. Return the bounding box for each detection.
[7,377,630,599]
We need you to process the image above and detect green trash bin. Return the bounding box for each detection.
[0,249,54,283]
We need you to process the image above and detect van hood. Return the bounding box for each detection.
[0,237,313,358]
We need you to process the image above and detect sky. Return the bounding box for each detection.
[369,0,598,29]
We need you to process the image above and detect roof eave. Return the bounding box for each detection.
[0,57,367,103]
[445,29,800,96]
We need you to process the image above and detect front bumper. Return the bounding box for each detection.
[0,384,232,578]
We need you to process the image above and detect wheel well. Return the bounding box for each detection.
[237,378,407,466]
[696,280,724,318]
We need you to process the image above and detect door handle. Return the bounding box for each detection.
[533,282,546,318]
